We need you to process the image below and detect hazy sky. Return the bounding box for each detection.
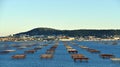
[0,0,120,36]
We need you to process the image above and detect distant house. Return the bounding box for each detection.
[113,37,120,40]
[59,36,75,41]
[113,35,120,40]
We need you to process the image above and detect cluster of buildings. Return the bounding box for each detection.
[0,35,120,42]
[77,35,120,41]
[0,35,75,42]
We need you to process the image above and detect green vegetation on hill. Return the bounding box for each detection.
[15,28,120,37]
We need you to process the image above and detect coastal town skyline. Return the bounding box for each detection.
[0,0,120,36]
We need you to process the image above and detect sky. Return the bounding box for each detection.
[0,0,120,36]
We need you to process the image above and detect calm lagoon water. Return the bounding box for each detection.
[0,41,120,67]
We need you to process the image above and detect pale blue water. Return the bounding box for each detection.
[0,41,120,67]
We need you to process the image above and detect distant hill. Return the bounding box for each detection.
[14,27,120,37]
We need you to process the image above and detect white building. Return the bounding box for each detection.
[59,37,75,41]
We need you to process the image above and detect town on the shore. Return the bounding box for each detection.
[0,34,120,42]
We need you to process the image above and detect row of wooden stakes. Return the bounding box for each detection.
[40,43,58,59]
[11,44,49,59]
[71,42,120,62]
[64,42,89,62]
